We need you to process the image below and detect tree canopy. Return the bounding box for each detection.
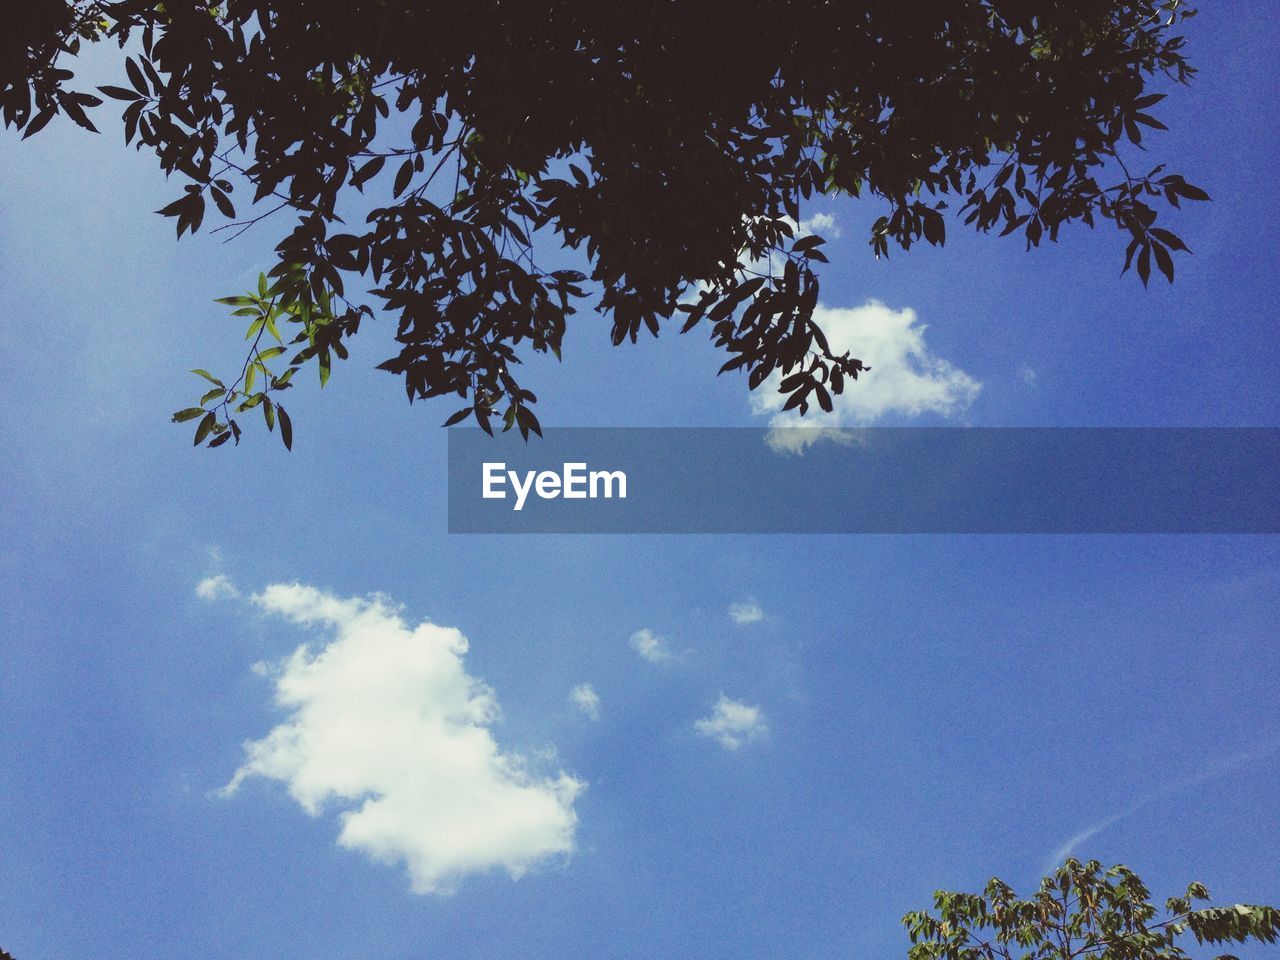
[4,0,1206,447]
[906,859,1280,960]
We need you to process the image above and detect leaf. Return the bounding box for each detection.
[156,196,188,218]
[98,85,143,102]
[211,186,235,219]
[815,383,833,413]
[443,406,473,427]
[1152,241,1174,283]
[1150,228,1189,252]
[125,57,149,95]
[172,407,206,422]
[191,369,224,386]
[193,412,216,445]
[351,155,386,188]
[393,159,414,198]
[263,398,276,432]
[59,95,98,133]
[208,431,232,448]
[278,405,293,450]
[1174,181,1211,202]
[22,108,56,139]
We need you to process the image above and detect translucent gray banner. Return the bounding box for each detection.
[446,428,1280,534]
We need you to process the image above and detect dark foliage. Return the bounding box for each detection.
[3,1,1205,446]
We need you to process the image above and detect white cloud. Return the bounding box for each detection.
[752,301,981,453]
[568,683,600,721]
[629,628,673,663]
[728,600,764,625]
[694,695,767,751]
[196,574,239,601]
[1017,363,1038,385]
[799,211,841,238]
[221,583,582,895]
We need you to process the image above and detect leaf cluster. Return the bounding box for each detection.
[5,0,1206,446]
[903,859,1280,960]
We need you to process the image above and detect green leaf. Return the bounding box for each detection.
[191,369,223,386]
[263,398,276,432]
[172,407,206,422]
[193,412,216,445]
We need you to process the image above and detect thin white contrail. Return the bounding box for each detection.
[1043,735,1280,874]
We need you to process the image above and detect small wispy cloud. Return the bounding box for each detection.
[569,683,600,721]
[728,600,764,625]
[630,628,673,663]
[195,574,239,601]
[695,695,767,751]
[221,583,583,895]
[1017,363,1038,386]
[1043,736,1280,873]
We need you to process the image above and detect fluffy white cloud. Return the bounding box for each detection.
[753,301,981,452]
[568,683,600,721]
[728,600,764,625]
[629,628,673,663]
[195,574,239,600]
[221,583,582,895]
[695,695,767,751]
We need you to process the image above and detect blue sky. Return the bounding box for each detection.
[2,4,1279,958]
